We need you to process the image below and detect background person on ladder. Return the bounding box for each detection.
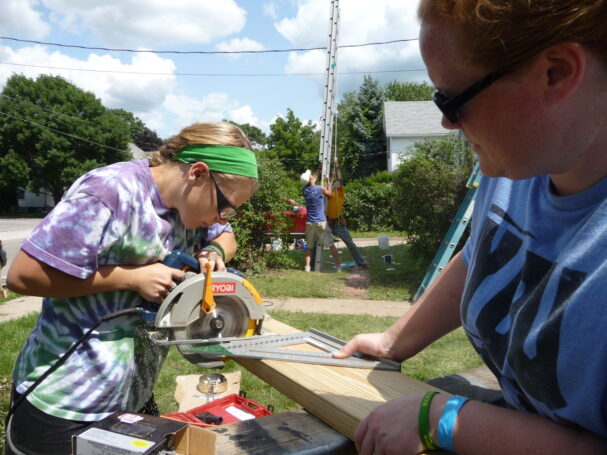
[327,157,368,270]
[300,167,341,272]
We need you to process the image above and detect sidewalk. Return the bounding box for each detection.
[0,295,411,324]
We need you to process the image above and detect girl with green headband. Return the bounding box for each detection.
[5,122,258,455]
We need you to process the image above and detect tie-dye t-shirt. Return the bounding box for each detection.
[13,159,231,422]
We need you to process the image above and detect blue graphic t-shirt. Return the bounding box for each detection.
[13,159,231,421]
[302,185,326,223]
[461,174,607,436]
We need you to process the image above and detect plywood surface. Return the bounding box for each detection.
[235,317,440,441]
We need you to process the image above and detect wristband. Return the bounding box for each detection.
[418,391,439,451]
[201,244,225,262]
[437,395,470,452]
[208,241,226,260]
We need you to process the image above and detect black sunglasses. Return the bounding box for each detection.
[432,70,505,124]
[209,172,237,220]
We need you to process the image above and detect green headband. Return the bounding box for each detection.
[174,144,258,179]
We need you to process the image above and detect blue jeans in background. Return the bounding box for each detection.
[331,223,367,268]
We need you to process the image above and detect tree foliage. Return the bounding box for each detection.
[265,109,320,177]
[392,135,474,260]
[229,154,298,273]
[336,76,386,180]
[133,127,164,151]
[385,80,434,101]
[343,171,398,231]
[226,120,267,150]
[112,108,163,151]
[0,74,131,205]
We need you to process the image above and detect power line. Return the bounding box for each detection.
[0,110,127,153]
[0,35,418,55]
[0,60,427,78]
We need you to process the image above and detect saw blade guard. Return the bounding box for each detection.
[154,271,265,365]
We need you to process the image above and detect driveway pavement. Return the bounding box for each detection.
[0,218,43,285]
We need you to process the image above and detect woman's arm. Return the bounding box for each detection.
[355,393,607,455]
[335,251,466,361]
[7,249,184,303]
[196,230,237,271]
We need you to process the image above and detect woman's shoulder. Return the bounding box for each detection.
[66,160,152,207]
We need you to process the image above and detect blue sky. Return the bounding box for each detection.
[0,0,428,139]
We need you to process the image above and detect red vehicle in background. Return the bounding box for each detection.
[263,199,307,249]
[283,198,307,235]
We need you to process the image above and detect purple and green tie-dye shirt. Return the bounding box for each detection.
[13,159,231,421]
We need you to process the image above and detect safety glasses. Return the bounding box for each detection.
[432,70,505,124]
[209,172,237,220]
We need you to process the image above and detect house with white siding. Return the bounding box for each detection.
[383,101,453,172]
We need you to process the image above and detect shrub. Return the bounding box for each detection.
[230,155,297,274]
[343,171,398,231]
[392,135,474,261]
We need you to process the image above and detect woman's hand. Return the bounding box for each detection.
[333,331,398,360]
[128,263,185,304]
[355,395,430,455]
[197,249,226,272]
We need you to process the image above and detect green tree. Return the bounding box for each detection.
[343,171,397,231]
[265,109,320,176]
[385,80,434,101]
[111,108,163,151]
[230,154,297,273]
[392,135,474,260]
[0,74,131,204]
[336,76,386,180]
[226,120,267,150]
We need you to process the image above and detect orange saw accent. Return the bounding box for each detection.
[201,262,216,315]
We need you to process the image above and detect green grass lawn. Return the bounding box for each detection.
[249,242,427,301]
[0,310,483,453]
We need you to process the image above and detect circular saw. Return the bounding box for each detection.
[153,257,266,367]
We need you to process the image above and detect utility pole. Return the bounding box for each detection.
[314,0,340,271]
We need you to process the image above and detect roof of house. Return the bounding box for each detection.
[384,101,450,137]
[128,143,147,160]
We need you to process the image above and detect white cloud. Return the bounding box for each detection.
[0,45,176,115]
[276,0,425,90]
[216,38,265,57]
[262,2,279,20]
[163,92,264,132]
[40,0,247,46]
[0,0,51,39]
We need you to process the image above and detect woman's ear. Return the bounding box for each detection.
[541,42,586,104]
[188,161,210,185]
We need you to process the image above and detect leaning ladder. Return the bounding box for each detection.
[413,162,482,302]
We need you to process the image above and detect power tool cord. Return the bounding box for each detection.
[5,307,143,427]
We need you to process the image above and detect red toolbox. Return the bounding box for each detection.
[162,393,272,428]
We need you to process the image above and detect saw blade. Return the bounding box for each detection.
[185,296,251,339]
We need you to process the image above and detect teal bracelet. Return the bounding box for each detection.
[437,395,470,451]
[418,391,439,451]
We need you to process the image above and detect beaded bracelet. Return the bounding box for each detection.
[418,391,439,451]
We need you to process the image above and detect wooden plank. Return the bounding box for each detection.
[235,318,441,442]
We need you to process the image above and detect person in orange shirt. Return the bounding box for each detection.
[327,159,368,270]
